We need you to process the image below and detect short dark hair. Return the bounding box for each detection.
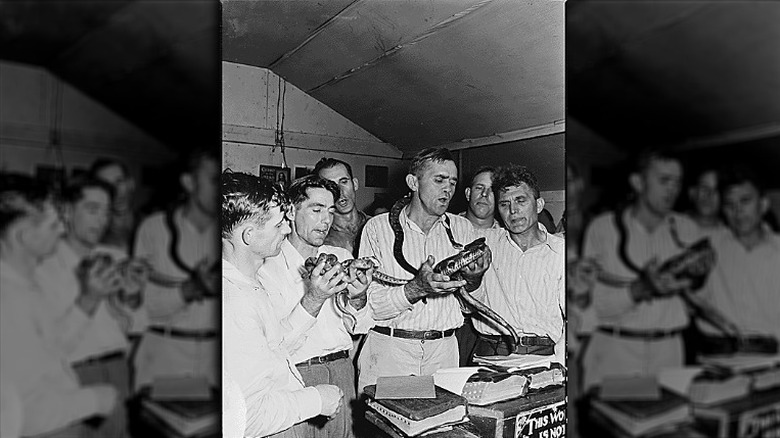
[719,164,765,196]
[0,173,51,236]
[409,148,456,177]
[313,157,354,180]
[287,175,341,207]
[469,166,495,187]
[184,148,219,175]
[633,148,681,175]
[221,170,290,239]
[493,165,541,199]
[89,158,128,179]
[61,176,115,205]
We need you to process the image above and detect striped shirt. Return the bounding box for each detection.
[358,207,485,331]
[256,240,372,364]
[699,226,780,340]
[133,208,219,330]
[582,209,702,330]
[472,224,565,341]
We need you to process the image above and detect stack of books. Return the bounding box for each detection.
[591,384,691,436]
[363,384,468,436]
[141,398,219,437]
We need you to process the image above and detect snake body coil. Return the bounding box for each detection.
[304,195,520,349]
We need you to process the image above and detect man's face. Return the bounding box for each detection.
[189,158,219,215]
[722,182,766,237]
[20,201,65,259]
[690,171,719,218]
[413,160,458,217]
[249,205,291,259]
[497,183,542,235]
[318,164,356,215]
[67,187,111,247]
[293,187,336,247]
[95,164,131,206]
[635,159,683,216]
[466,171,495,220]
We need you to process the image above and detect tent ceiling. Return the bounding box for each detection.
[223,0,565,154]
[567,1,780,172]
[0,1,219,151]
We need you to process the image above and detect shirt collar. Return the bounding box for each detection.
[222,259,260,289]
[504,223,560,254]
[0,259,36,290]
[400,205,447,235]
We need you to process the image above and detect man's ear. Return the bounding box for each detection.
[180,173,195,194]
[629,172,643,194]
[760,196,771,216]
[465,187,472,203]
[240,224,253,246]
[352,178,359,191]
[405,174,418,192]
[536,197,546,214]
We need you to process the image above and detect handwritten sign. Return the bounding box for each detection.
[739,402,780,438]
[515,401,566,438]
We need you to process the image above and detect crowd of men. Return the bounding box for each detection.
[223,148,566,437]
[0,150,220,438]
[567,149,779,437]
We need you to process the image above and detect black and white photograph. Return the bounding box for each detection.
[0,2,221,438]
[221,1,564,437]
[566,2,780,438]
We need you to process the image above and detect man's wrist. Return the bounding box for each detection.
[76,294,102,316]
[403,281,427,304]
[300,293,326,317]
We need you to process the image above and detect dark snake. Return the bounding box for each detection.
[304,194,520,349]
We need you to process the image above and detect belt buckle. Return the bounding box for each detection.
[317,355,327,364]
[423,331,438,340]
[518,336,527,347]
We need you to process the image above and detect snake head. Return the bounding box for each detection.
[433,238,489,276]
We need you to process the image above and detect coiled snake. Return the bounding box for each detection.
[304,194,520,349]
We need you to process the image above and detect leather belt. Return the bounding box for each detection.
[371,326,456,340]
[296,350,350,367]
[599,326,683,340]
[72,350,125,368]
[149,326,217,340]
[478,333,554,347]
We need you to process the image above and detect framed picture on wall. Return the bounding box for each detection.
[294,166,314,180]
[365,165,388,188]
[259,165,291,189]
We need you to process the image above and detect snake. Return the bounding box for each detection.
[303,194,520,349]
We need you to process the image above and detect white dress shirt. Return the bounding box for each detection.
[0,261,105,436]
[222,260,322,437]
[256,240,372,364]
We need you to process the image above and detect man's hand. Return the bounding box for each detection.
[404,256,466,304]
[345,264,373,310]
[90,385,118,417]
[76,255,123,316]
[301,259,347,317]
[181,259,218,303]
[567,258,598,308]
[631,258,692,302]
[460,247,492,292]
[315,384,343,418]
[118,258,149,309]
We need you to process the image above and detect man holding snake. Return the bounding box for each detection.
[257,175,374,438]
[356,148,492,392]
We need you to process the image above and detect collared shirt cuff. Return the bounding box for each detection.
[289,303,317,332]
[294,386,323,420]
[390,286,414,312]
